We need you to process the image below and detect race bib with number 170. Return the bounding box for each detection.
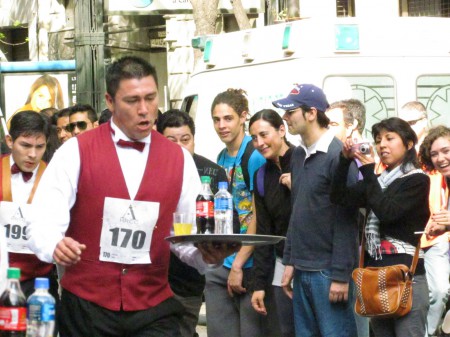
[99,197,159,264]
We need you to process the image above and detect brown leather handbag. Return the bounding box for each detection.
[352,231,420,318]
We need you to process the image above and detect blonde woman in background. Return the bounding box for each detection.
[8,74,64,128]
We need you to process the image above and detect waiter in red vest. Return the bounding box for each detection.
[0,111,59,299]
[27,56,239,337]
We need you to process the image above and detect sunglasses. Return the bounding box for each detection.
[67,121,88,133]
[285,107,301,116]
[407,117,426,126]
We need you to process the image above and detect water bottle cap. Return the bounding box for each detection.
[34,277,49,289]
[218,181,228,190]
[201,176,211,183]
[7,267,20,279]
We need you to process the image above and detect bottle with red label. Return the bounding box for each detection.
[0,268,27,337]
[196,176,215,234]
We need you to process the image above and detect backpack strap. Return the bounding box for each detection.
[240,140,255,191]
[256,163,267,197]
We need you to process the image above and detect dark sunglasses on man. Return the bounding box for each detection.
[67,121,88,133]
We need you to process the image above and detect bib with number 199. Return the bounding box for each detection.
[99,197,159,264]
[0,201,32,254]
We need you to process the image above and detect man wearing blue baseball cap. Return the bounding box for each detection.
[274,84,359,337]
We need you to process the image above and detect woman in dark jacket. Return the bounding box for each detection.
[249,109,295,337]
[331,117,430,337]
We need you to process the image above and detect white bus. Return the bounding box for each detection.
[181,16,450,161]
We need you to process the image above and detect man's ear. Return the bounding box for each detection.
[306,107,318,122]
[105,93,114,112]
[5,135,13,150]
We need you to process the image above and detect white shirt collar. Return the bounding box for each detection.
[300,128,335,159]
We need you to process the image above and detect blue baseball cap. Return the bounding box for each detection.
[272,84,330,112]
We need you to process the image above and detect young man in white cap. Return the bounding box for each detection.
[274,84,359,337]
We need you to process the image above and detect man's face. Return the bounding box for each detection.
[69,112,97,136]
[163,125,195,155]
[282,107,307,136]
[326,107,351,142]
[105,76,158,141]
[56,116,72,143]
[6,134,47,172]
[211,103,246,146]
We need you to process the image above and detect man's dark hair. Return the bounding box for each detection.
[300,105,330,128]
[9,110,50,142]
[68,104,98,123]
[157,109,195,136]
[99,108,112,125]
[106,56,158,99]
[51,107,71,125]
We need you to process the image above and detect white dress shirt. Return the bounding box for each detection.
[27,120,208,273]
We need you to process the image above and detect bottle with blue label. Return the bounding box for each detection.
[26,278,55,337]
[214,181,233,234]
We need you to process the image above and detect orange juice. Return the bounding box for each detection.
[174,223,193,235]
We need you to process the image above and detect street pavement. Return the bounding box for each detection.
[196,303,207,337]
[197,325,207,337]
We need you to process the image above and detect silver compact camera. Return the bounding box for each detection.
[352,142,371,155]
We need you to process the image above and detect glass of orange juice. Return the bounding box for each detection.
[173,213,194,236]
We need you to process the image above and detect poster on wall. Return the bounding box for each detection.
[2,72,76,123]
[106,0,264,14]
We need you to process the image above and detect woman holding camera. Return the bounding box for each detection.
[331,117,430,337]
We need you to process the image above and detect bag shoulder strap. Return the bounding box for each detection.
[241,140,255,191]
[255,163,267,197]
[360,216,421,276]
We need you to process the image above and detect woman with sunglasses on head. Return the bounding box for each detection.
[331,117,430,337]
[418,125,450,337]
[248,109,295,337]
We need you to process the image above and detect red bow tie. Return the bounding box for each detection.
[117,139,145,152]
[11,163,33,182]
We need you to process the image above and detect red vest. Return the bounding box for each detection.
[61,124,184,311]
[0,155,52,281]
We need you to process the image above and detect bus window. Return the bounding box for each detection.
[181,94,199,121]
[324,75,395,141]
[416,75,450,127]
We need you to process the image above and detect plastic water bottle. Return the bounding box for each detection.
[0,268,27,337]
[214,182,233,234]
[26,278,55,337]
[196,176,215,234]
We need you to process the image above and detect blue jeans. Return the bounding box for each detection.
[292,269,357,337]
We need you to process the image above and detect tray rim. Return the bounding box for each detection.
[165,233,285,246]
